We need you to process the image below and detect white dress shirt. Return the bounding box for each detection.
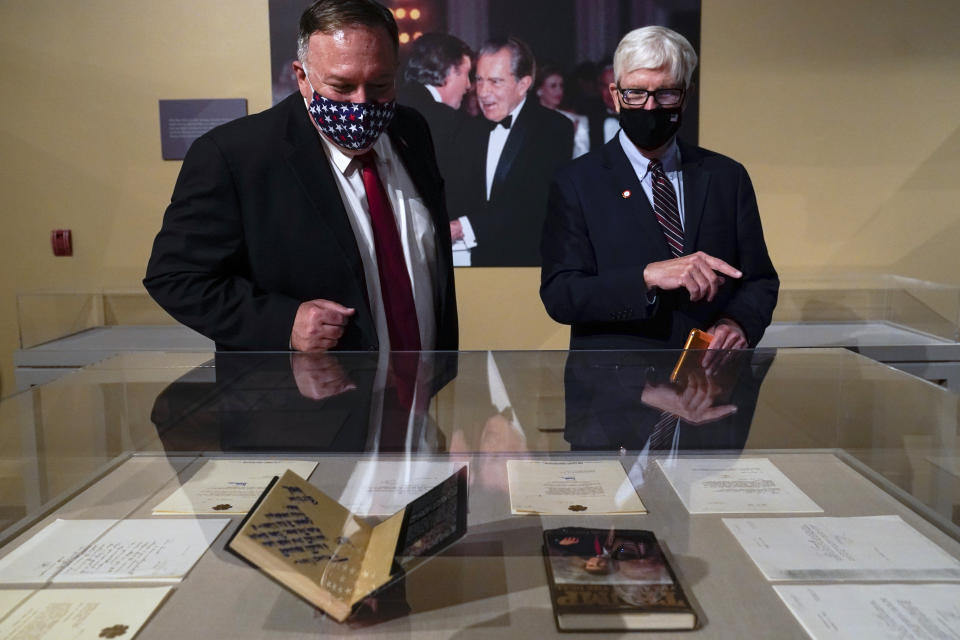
[317,127,438,352]
[485,96,526,200]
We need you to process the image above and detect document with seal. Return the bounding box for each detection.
[507,459,646,515]
[656,457,822,513]
[774,584,960,640]
[0,587,171,640]
[724,515,960,581]
[0,518,228,584]
[152,458,318,515]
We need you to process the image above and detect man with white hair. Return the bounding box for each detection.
[540,26,778,350]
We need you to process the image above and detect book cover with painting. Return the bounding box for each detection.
[542,526,697,631]
[227,467,467,623]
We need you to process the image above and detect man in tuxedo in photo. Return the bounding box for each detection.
[145,0,457,353]
[395,32,477,264]
[541,26,778,350]
[458,36,574,267]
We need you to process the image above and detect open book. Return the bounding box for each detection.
[227,467,467,622]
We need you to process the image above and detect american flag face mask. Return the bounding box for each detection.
[305,83,395,151]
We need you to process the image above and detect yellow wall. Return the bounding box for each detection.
[1,0,958,398]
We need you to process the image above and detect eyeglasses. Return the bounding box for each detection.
[617,86,684,107]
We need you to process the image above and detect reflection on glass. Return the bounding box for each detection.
[563,350,774,453]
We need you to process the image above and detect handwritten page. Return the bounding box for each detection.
[0,587,171,639]
[775,584,960,640]
[0,520,115,584]
[724,515,960,581]
[507,459,646,515]
[153,458,318,515]
[656,457,822,513]
[53,518,229,583]
[229,469,391,621]
[337,459,466,515]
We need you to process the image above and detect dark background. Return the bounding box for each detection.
[268,0,701,144]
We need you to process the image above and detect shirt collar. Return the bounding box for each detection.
[490,96,526,131]
[617,129,681,178]
[424,83,443,103]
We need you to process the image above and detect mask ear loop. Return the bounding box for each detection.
[303,64,319,98]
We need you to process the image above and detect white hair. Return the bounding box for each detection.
[612,26,698,88]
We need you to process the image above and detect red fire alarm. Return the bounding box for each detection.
[51,229,72,256]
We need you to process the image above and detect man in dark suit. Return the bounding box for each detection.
[144,0,457,352]
[541,26,778,349]
[458,36,574,267]
[395,33,476,264]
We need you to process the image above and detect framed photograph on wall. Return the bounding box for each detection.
[269,0,701,267]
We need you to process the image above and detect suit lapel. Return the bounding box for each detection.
[387,121,455,335]
[678,141,710,253]
[602,139,675,261]
[490,102,531,200]
[282,98,378,348]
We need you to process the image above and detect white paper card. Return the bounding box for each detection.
[724,515,960,581]
[775,584,960,640]
[53,519,229,583]
[656,457,822,513]
[0,587,171,640]
[507,459,646,515]
[337,460,466,515]
[0,519,228,584]
[0,520,115,584]
[153,459,318,515]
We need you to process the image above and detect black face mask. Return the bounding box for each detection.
[619,105,682,151]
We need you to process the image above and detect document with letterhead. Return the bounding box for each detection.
[507,459,646,515]
[724,515,960,581]
[0,587,171,639]
[153,458,318,515]
[775,584,960,640]
[656,457,822,513]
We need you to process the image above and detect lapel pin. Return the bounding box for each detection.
[621,189,632,199]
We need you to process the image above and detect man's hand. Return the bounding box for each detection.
[291,299,355,352]
[450,219,464,242]
[703,318,747,371]
[643,252,742,302]
[641,376,738,425]
[708,318,747,350]
[291,352,356,400]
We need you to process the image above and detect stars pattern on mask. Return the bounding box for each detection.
[308,93,395,150]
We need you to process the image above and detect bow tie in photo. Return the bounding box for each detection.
[487,114,513,131]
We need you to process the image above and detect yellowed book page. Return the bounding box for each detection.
[350,509,406,606]
[229,470,375,622]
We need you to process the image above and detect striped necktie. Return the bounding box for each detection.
[649,158,683,257]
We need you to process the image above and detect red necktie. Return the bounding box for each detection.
[649,158,683,257]
[357,151,421,352]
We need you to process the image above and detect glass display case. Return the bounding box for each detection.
[760,272,960,389]
[0,348,958,638]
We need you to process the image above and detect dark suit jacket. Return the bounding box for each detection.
[462,100,574,267]
[144,92,458,351]
[395,82,478,221]
[540,137,778,349]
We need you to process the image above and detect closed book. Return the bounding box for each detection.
[542,527,697,631]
